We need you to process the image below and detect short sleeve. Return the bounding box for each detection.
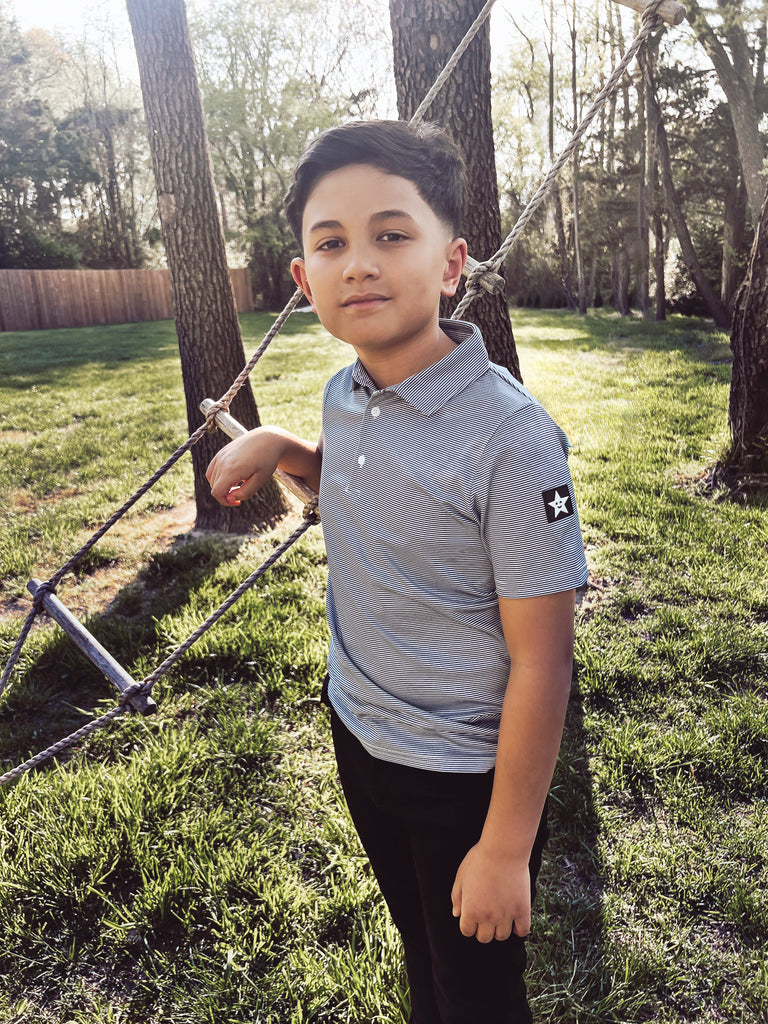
[474,401,588,599]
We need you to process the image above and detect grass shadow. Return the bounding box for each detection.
[530,671,608,1023]
[0,529,260,772]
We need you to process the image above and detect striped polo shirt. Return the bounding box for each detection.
[320,318,588,772]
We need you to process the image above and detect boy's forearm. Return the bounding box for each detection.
[450,590,575,942]
[271,427,322,493]
[480,654,572,860]
[206,425,321,506]
[481,590,575,859]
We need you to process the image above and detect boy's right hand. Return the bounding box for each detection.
[206,428,282,506]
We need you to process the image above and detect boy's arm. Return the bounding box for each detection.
[206,427,322,506]
[451,589,575,943]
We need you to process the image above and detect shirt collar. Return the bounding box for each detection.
[350,319,489,416]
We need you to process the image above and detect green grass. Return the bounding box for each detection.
[0,309,766,1022]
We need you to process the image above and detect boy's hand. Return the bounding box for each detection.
[206,429,281,506]
[450,841,531,943]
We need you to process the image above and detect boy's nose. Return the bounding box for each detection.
[343,246,380,281]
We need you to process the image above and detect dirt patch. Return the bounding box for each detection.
[7,487,37,512]
[0,498,310,627]
[576,574,614,616]
[0,498,198,625]
[0,430,35,445]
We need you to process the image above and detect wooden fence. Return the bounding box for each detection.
[0,268,254,332]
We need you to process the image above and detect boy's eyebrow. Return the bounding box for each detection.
[370,209,415,223]
[307,219,343,235]
[307,210,416,235]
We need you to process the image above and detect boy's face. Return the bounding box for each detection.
[291,164,466,379]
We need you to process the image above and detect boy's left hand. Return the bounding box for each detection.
[450,841,531,943]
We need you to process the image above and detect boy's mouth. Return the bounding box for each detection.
[341,293,389,308]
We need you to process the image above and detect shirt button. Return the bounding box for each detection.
[358,455,366,466]
[371,407,381,418]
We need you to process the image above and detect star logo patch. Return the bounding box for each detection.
[542,486,574,523]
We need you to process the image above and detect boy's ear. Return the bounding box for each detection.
[441,238,468,298]
[291,257,315,310]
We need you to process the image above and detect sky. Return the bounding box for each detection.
[9,0,538,73]
[10,0,535,35]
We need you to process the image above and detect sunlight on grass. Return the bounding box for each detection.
[0,309,766,1023]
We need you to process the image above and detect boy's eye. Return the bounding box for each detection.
[380,231,408,243]
[316,238,344,251]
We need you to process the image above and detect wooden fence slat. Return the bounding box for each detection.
[0,268,255,332]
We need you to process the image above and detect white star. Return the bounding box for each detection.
[548,490,570,518]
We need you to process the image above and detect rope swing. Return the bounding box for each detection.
[0,0,685,786]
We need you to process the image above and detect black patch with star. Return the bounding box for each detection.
[542,486,574,523]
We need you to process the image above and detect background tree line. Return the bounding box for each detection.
[1,0,766,322]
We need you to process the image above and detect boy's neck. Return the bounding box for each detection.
[353,324,458,390]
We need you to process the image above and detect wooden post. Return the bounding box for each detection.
[611,0,687,26]
[200,399,319,511]
[27,580,157,716]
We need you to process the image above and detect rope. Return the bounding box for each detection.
[0,290,308,703]
[204,287,305,426]
[452,0,666,319]
[0,510,319,785]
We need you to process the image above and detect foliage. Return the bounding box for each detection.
[190,0,389,309]
[0,8,152,270]
[0,311,766,1022]
[490,1,766,314]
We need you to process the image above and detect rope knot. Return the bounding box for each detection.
[302,496,320,524]
[204,400,228,433]
[118,681,150,711]
[463,255,506,297]
[31,580,56,610]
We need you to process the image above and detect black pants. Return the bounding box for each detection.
[330,706,549,1024]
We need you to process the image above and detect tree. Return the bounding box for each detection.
[727,183,768,477]
[687,0,767,230]
[388,0,521,380]
[126,0,288,530]
[190,0,378,311]
[642,48,731,327]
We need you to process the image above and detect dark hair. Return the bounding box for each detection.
[284,119,466,246]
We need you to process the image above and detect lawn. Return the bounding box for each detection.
[0,309,766,1023]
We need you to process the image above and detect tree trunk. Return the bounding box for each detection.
[388,0,520,381]
[728,185,768,475]
[615,243,631,317]
[126,0,287,531]
[637,60,651,318]
[553,184,576,310]
[547,0,575,310]
[721,170,747,311]
[570,6,587,315]
[653,207,666,321]
[642,51,731,329]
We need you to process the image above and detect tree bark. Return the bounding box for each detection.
[637,60,651,317]
[388,0,521,381]
[728,185,768,474]
[721,168,747,311]
[126,0,287,531]
[642,51,731,329]
[653,207,666,321]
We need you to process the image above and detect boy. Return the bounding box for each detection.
[206,120,588,1023]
